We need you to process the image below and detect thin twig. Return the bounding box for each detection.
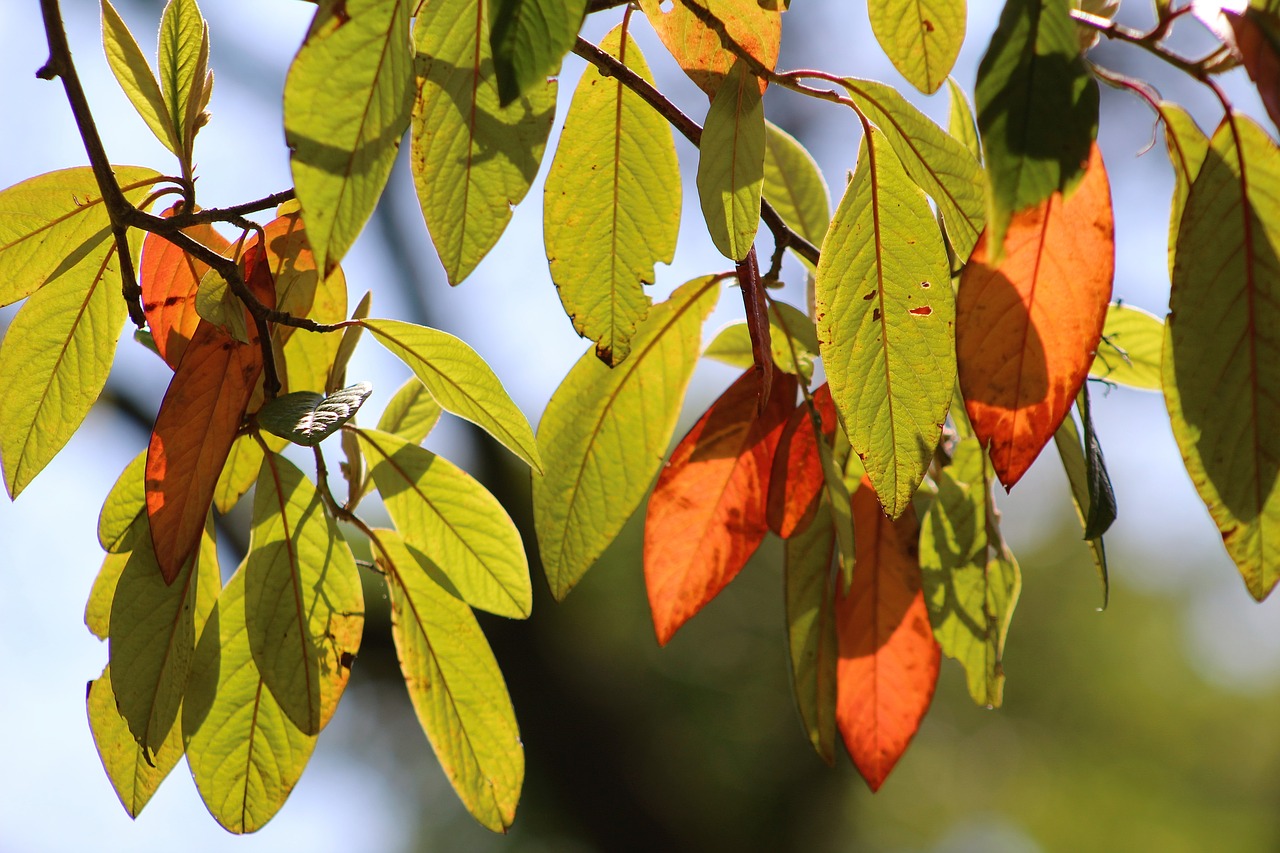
[165,189,297,229]
[1070,8,1225,79]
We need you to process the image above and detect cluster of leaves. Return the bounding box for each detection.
[3,0,1279,834]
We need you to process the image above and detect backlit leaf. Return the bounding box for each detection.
[158,0,209,161]
[1053,399,1110,603]
[258,382,373,446]
[639,0,781,96]
[534,276,722,599]
[87,665,184,818]
[1089,302,1163,391]
[412,0,556,284]
[377,377,442,444]
[768,383,837,538]
[784,499,838,764]
[213,434,263,514]
[327,289,371,393]
[645,367,795,644]
[869,0,964,95]
[87,551,129,640]
[703,300,818,380]
[102,0,178,155]
[98,450,147,553]
[815,127,955,517]
[697,60,765,262]
[544,25,679,366]
[489,0,587,106]
[762,121,831,266]
[946,77,982,163]
[1160,102,1209,276]
[957,144,1113,488]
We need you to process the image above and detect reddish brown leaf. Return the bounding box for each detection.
[956,144,1113,488]
[146,246,276,583]
[645,366,796,645]
[767,383,836,538]
[1226,8,1280,135]
[140,204,232,370]
[639,0,780,96]
[836,479,940,792]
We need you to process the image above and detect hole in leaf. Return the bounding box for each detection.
[909,306,933,316]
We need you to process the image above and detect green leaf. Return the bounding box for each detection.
[362,318,543,472]
[86,551,130,640]
[158,0,209,162]
[869,0,965,95]
[1160,102,1209,276]
[247,452,363,735]
[490,0,587,106]
[697,59,766,262]
[534,276,722,598]
[1053,405,1110,605]
[842,76,986,261]
[194,267,249,343]
[0,166,160,308]
[762,121,832,268]
[358,428,532,619]
[284,0,414,275]
[815,128,955,518]
[1089,302,1164,391]
[88,665,184,819]
[413,0,556,284]
[543,25,679,366]
[919,437,1021,707]
[258,382,373,447]
[703,301,818,380]
[183,564,317,834]
[1075,384,1116,539]
[101,0,179,156]
[98,450,147,553]
[783,502,838,764]
[327,289,371,393]
[377,377,443,444]
[1165,114,1280,601]
[373,529,523,831]
[213,434,265,514]
[975,0,1098,255]
[946,77,982,164]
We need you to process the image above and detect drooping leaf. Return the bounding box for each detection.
[1077,385,1117,540]
[359,428,532,619]
[284,0,414,276]
[102,0,178,156]
[373,529,523,831]
[213,434,263,514]
[98,450,147,553]
[762,121,831,266]
[158,0,209,162]
[703,300,819,380]
[768,383,837,538]
[534,276,722,599]
[88,665,184,818]
[247,452,363,734]
[377,377,442,445]
[645,367,796,644]
[327,289,371,393]
[784,499,838,764]
[1089,302,1163,391]
[183,565,317,834]
[362,319,542,471]
[957,144,1113,488]
[819,426,857,579]
[815,127,955,517]
[489,0,587,106]
[697,60,765,262]
[412,0,556,284]
[869,0,965,95]
[836,480,940,792]
[975,0,1098,255]
[258,382,373,446]
[1160,102,1209,276]
[639,0,781,96]
[1165,114,1280,601]
[543,25,679,366]
[1053,401,1110,603]
[946,77,982,164]
[87,551,129,640]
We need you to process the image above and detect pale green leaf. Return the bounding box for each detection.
[88,665,184,818]
[98,449,146,552]
[534,276,721,598]
[327,289,371,393]
[703,302,818,380]
[1090,302,1163,391]
[258,382,373,446]
[869,0,965,94]
[784,504,837,764]
[362,318,542,472]
[213,434,264,514]
[377,377,443,444]
[544,26,679,366]
[1161,102,1209,276]
[194,267,249,343]
[285,0,414,275]
[763,121,831,268]
[490,0,587,106]
[247,453,363,734]
[358,428,532,619]
[158,0,208,159]
[946,77,982,164]
[86,551,130,640]
[697,59,765,262]
[815,128,955,518]
[374,529,523,831]
[413,0,556,284]
[102,0,179,156]
[1053,406,1110,604]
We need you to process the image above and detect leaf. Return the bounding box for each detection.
[0,166,159,308]
[1053,398,1111,603]
[213,434,263,514]
[543,25,680,366]
[1089,302,1164,391]
[101,0,178,156]
[359,428,532,619]
[768,383,837,538]
[841,76,986,261]
[258,382,373,446]
[644,367,796,644]
[762,121,832,266]
[1076,385,1117,540]
[412,0,556,284]
[975,0,1098,255]
[195,265,250,343]
[377,377,442,444]
[327,289,371,393]
[784,500,838,764]
[140,204,231,369]
[946,77,983,163]
[815,127,955,518]
[489,0,587,106]
[183,564,318,834]
[534,276,722,598]
[697,60,766,262]
[87,551,129,640]
[869,0,965,95]
[956,144,1113,488]
[918,437,1020,707]
[638,0,781,96]
[1165,114,1280,601]
[372,530,523,831]
[703,301,819,380]
[88,665,184,818]
[362,319,542,471]
[1160,102,1209,276]
[247,452,363,734]
[158,0,209,161]
[98,450,147,553]
[836,480,940,792]
[284,0,414,275]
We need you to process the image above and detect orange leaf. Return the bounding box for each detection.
[836,478,940,792]
[146,246,275,583]
[767,383,836,538]
[640,0,780,97]
[140,204,232,370]
[645,366,796,644]
[956,144,1113,488]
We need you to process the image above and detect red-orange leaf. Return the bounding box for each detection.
[146,246,275,582]
[645,366,796,645]
[140,204,231,370]
[768,383,836,538]
[956,144,1114,488]
[836,479,940,792]
[639,0,780,96]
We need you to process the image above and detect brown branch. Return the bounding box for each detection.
[165,189,297,229]
[1070,8,1228,79]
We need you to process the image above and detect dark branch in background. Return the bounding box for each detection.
[166,189,297,228]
